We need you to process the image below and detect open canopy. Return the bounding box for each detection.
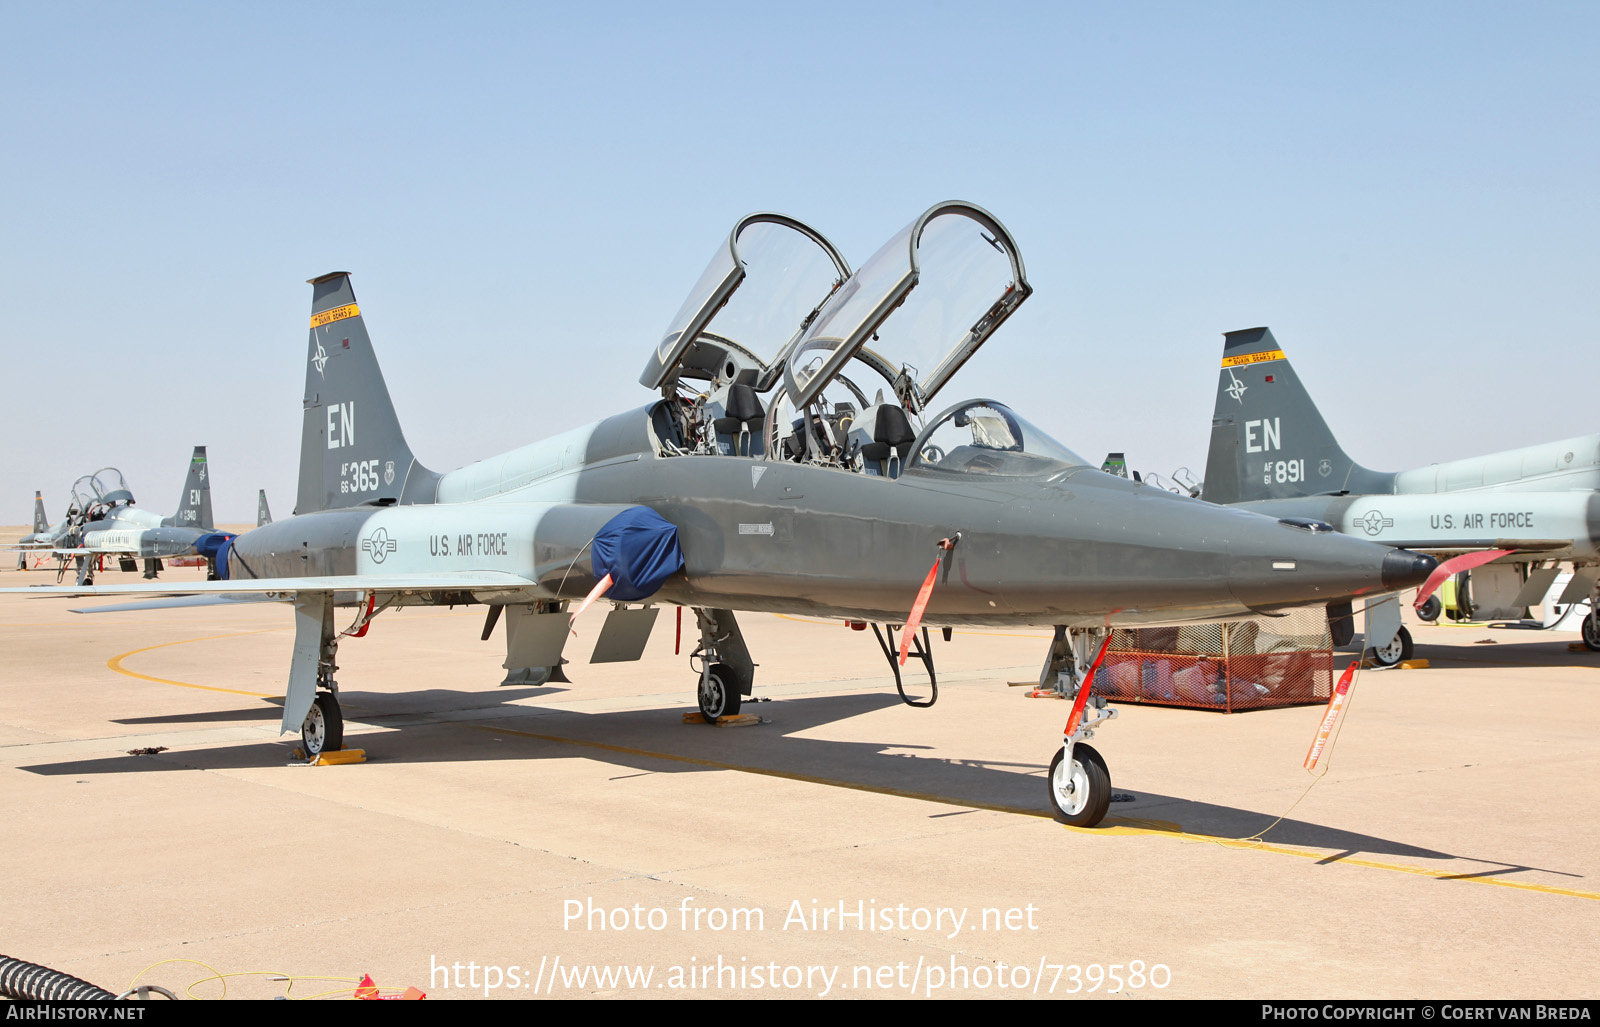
[72,468,133,510]
[639,213,851,392]
[781,201,1032,414]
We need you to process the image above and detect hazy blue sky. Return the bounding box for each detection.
[3,2,1595,522]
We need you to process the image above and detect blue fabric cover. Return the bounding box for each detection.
[590,507,684,601]
[193,531,235,578]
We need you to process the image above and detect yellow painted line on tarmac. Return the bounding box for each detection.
[96,606,479,698]
[106,631,283,698]
[461,722,1600,903]
[87,625,1600,905]
[1099,818,1600,902]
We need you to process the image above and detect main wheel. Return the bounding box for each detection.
[1417,594,1442,623]
[301,693,344,757]
[1451,572,1474,622]
[1047,742,1111,828]
[1369,626,1414,667]
[1583,610,1600,652]
[697,664,742,722]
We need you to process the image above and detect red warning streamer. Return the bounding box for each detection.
[1413,549,1515,611]
[899,536,959,666]
[1063,634,1114,738]
[569,572,614,623]
[1304,661,1358,771]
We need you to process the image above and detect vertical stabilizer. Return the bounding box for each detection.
[1202,327,1392,504]
[32,492,48,533]
[168,446,214,530]
[258,490,273,527]
[297,273,438,514]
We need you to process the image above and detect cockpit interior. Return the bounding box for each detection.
[637,202,1089,481]
[71,468,134,521]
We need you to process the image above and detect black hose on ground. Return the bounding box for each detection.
[0,954,118,1001]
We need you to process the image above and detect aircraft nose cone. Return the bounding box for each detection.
[1381,549,1437,590]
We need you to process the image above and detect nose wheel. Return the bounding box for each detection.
[1041,628,1118,828]
[1048,742,1111,827]
[301,692,344,757]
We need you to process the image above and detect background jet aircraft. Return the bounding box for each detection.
[48,448,236,583]
[8,205,1433,828]
[13,492,70,570]
[1099,454,1201,498]
[1202,326,1600,660]
[257,490,272,527]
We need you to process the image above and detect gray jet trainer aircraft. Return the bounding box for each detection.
[11,204,1435,827]
[1203,326,1600,661]
[14,491,67,570]
[45,450,233,583]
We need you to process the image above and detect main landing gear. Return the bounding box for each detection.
[690,608,754,722]
[287,591,373,760]
[1040,626,1119,828]
[300,622,345,759]
[1583,609,1600,653]
[1367,626,1414,668]
[303,692,344,757]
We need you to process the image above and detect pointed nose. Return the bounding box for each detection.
[1381,549,1437,590]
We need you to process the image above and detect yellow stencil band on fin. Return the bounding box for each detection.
[1221,349,1285,368]
[310,303,360,329]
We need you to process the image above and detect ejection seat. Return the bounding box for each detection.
[853,402,916,477]
[713,382,765,456]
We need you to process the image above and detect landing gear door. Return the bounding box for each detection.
[783,202,1033,415]
[639,214,851,393]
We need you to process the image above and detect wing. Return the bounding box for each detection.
[2,571,546,739]
[1,570,541,601]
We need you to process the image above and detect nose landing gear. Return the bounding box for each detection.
[1048,742,1110,827]
[1041,627,1119,828]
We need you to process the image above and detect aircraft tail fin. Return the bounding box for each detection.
[1202,327,1390,504]
[258,490,273,527]
[168,446,215,530]
[32,492,48,533]
[297,273,438,515]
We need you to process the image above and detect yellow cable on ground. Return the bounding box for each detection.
[126,959,359,999]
